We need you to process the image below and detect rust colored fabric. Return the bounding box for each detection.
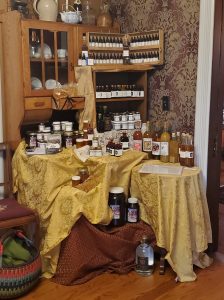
[52,216,156,285]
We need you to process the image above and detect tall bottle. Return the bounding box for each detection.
[133,123,143,151]
[185,134,194,167]
[123,34,130,65]
[160,122,170,163]
[81,33,88,65]
[169,132,179,163]
[143,121,154,159]
[135,235,154,276]
[152,122,161,160]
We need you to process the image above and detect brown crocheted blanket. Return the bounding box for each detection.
[52,216,156,285]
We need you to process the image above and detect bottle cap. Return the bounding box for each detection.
[128,197,138,204]
[109,187,124,194]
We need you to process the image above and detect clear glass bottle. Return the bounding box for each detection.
[169,132,179,163]
[152,122,161,160]
[135,235,154,276]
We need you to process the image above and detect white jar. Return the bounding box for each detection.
[128,121,135,130]
[121,122,128,130]
[113,121,121,130]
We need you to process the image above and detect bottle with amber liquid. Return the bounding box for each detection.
[185,134,194,167]
[133,123,143,152]
[143,121,154,159]
[179,133,186,166]
[152,122,161,160]
[169,132,179,163]
[160,122,170,163]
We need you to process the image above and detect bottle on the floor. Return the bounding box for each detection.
[135,235,154,276]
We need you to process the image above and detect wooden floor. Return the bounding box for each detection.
[20,253,224,300]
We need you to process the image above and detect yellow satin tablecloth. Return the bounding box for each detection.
[130,160,213,282]
[12,142,146,278]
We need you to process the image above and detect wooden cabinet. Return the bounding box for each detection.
[0,11,118,149]
[92,65,154,122]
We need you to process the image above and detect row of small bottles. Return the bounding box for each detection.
[96,84,144,99]
[130,33,160,47]
[89,35,123,48]
[88,33,160,49]
[130,52,160,64]
[78,51,160,66]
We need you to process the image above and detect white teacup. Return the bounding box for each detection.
[57,49,67,58]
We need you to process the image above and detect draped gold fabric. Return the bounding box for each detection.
[130,160,213,282]
[12,142,146,278]
[74,66,96,130]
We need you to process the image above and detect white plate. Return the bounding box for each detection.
[45,79,61,90]
[37,43,52,59]
[31,77,42,90]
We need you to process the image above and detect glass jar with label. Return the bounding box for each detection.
[25,132,37,148]
[63,131,74,148]
[108,187,126,227]
[127,197,139,223]
[79,167,89,183]
[120,132,129,150]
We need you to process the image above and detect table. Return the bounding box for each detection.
[12,142,146,278]
[130,160,213,282]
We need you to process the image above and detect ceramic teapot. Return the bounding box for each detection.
[60,11,79,24]
[33,0,58,22]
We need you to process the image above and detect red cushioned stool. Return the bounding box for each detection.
[0,143,40,247]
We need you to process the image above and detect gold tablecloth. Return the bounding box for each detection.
[130,161,213,282]
[12,142,146,278]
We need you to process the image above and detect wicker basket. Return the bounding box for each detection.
[0,230,42,299]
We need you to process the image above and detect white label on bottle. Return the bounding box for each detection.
[160,142,169,156]
[123,50,129,57]
[115,149,123,157]
[152,141,161,155]
[185,151,194,158]
[111,91,117,98]
[140,91,144,97]
[101,92,107,98]
[143,138,152,152]
[180,150,186,158]
[96,92,101,99]
[126,90,132,97]
[78,59,82,66]
[88,58,94,66]
[128,208,138,223]
[65,137,73,148]
[121,142,129,149]
[133,140,142,151]
[110,148,115,156]
[87,134,94,141]
[106,92,112,98]
[110,204,120,219]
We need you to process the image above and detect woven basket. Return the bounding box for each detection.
[0,230,42,299]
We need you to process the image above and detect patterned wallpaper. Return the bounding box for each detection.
[109,0,200,133]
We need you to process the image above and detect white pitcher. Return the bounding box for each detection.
[33,0,58,22]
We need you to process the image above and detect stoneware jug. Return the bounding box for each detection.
[33,0,58,22]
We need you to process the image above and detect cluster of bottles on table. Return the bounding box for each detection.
[96,84,144,99]
[25,120,94,152]
[96,106,141,132]
[88,33,160,49]
[109,186,154,276]
[131,120,194,167]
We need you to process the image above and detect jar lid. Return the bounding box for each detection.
[72,175,81,181]
[128,197,138,204]
[109,187,124,194]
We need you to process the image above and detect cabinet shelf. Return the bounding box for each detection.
[88,47,123,52]
[30,58,68,63]
[92,64,155,72]
[96,97,144,103]
[130,45,160,51]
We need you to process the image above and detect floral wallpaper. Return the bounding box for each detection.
[109,0,200,133]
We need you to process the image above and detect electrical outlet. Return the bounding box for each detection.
[162,96,169,111]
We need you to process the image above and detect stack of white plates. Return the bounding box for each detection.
[31,77,42,90]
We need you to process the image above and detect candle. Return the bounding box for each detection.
[65,0,68,11]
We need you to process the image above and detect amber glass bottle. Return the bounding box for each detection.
[160,122,170,163]
[143,121,154,159]
[169,132,179,163]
